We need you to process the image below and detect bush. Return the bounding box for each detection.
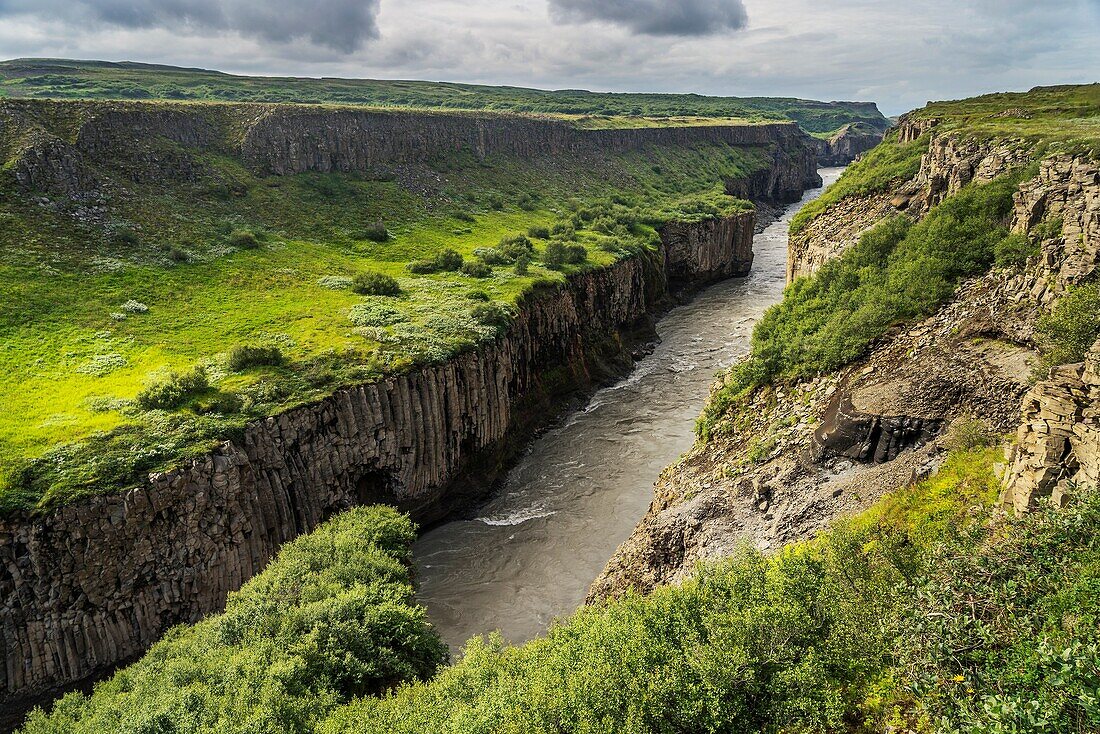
[361,222,390,243]
[544,241,588,269]
[195,391,244,415]
[353,272,402,296]
[994,232,1039,267]
[21,508,448,734]
[462,261,492,278]
[407,249,464,274]
[166,246,189,263]
[471,303,513,333]
[466,290,491,302]
[513,253,531,276]
[227,344,284,372]
[349,302,406,327]
[229,229,260,249]
[1034,282,1100,376]
[527,226,550,240]
[136,366,209,411]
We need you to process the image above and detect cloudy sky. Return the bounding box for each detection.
[0,0,1097,114]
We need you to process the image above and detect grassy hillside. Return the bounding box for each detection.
[21,429,1100,733]
[791,83,1100,236]
[0,99,766,515]
[0,58,890,135]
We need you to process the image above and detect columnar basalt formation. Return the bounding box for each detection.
[812,123,886,166]
[0,100,820,197]
[659,211,755,288]
[1000,339,1100,512]
[0,213,763,714]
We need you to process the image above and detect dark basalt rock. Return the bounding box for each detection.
[813,392,942,464]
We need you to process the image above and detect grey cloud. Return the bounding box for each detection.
[547,0,748,36]
[0,0,381,52]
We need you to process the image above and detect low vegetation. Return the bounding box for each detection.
[20,506,448,734]
[1033,281,1100,377]
[789,133,927,234]
[23,440,1099,734]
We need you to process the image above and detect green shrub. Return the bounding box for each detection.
[543,241,588,270]
[527,226,550,240]
[486,193,504,211]
[995,232,1039,267]
[227,344,284,372]
[1033,282,1100,376]
[407,249,464,274]
[349,303,406,327]
[361,222,390,243]
[513,253,531,276]
[21,507,448,734]
[229,229,260,249]
[353,272,402,296]
[461,261,492,278]
[136,366,210,410]
[466,290,491,302]
[471,303,512,333]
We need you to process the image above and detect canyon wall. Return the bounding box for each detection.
[787,122,1034,283]
[811,123,885,166]
[1000,339,1100,513]
[1,100,819,195]
[595,142,1100,602]
[0,211,761,715]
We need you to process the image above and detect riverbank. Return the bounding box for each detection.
[415,168,844,652]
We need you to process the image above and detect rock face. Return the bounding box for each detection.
[659,211,755,287]
[812,123,886,166]
[0,100,820,198]
[593,143,1100,601]
[1000,339,1100,512]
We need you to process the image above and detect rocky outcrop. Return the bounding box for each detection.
[240,107,817,176]
[591,268,1041,600]
[660,211,755,288]
[0,100,819,197]
[813,123,885,166]
[787,130,1035,282]
[1013,156,1100,289]
[1000,339,1100,512]
[0,200,760,717]
[724,145,822,205]
[786,193,896,281]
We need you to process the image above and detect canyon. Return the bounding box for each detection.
[0,102,828,719]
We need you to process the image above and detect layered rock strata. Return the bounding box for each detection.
[1000,339,1100,512]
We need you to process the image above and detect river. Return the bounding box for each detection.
[413,167,844,653]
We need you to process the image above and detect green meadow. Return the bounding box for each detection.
[0,109,765,514]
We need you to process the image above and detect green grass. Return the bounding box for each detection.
[789,132,927,234]
[0,99,773,514]
[28,429,1100,734]
[0,58,890,135]
[909,83,1100,151]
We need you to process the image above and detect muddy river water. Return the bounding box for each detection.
[414,167,844,653]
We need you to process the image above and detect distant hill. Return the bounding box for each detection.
[0,58,890,135]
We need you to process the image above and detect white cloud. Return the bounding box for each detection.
[0,0,1096,115]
